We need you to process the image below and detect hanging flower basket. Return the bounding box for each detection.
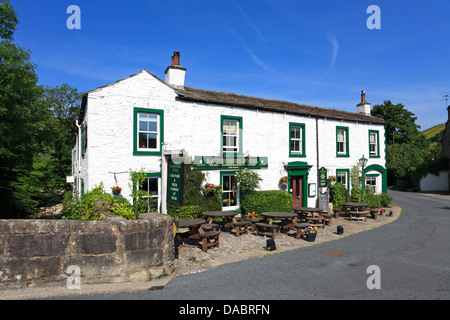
[111,186,122,195]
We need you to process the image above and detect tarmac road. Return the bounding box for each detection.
[46,189,450,300]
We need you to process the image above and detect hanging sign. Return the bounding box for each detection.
[194,156,268,169]
[167,160,184,206]
[319,167,327,188]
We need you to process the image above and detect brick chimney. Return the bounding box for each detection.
[357,90,371,115]
[165,51,186,87]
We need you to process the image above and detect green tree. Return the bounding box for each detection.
[371,100,430,187]
[0,0,46,217]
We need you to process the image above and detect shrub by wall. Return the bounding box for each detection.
[241,190,293,215]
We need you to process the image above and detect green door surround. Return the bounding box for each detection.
[362,164,387,193]
[285,161,312,207]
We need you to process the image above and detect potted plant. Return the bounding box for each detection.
[279,176,288,190]
[111,186,122,195]
[304,226,318,242]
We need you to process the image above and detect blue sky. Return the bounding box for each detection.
[10,0,450,130]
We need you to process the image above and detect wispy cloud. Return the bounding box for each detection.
[327,33,339,68]
[231,0,267,45]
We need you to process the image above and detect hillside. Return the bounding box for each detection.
[421,123,445,140]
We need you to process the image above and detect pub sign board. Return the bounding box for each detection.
[194,156,268,169]
[167,160,184,206]
[319,167,327,188]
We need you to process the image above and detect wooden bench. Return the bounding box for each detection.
[201,223,219,231]
[321,214,333,225]
[349,211,366,222]
[306,217,325,228]
[293,223,309,239]
[232,220,251,237]
[255,222,278,238]
[198,231,220,252]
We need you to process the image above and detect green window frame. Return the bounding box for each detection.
[220,170,240,212]
[336,169,350,190]
[133,108,164,156]
[336,126,349,157]
[221,115,243,155]
[369,130,380,158]
[289,122,306,157]
[81,123,87,157]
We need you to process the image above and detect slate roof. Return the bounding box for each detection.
[174,86,385,124]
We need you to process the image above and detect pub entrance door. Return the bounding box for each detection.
[291,176,303,208]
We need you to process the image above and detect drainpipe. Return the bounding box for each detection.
[316,116,320,205]
[75,120,82,199]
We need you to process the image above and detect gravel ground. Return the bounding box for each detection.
[173,208,400,276]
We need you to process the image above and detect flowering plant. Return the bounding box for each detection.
[204,183,216,191]
[111,186,122,192]
[247,212,260,219]
[279,176,288,185]
[304,226,317,235]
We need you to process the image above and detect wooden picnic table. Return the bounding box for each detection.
[261,212,299,231]
[293,207,322,218]
[202,211,238,228]
[174,218,206,239]
[342,202,370,211]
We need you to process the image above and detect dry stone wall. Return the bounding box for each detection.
[0,213,174,288]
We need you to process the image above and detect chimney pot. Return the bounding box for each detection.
[172,51,180,66]
[165,50,186,87]
[361,90,366,103]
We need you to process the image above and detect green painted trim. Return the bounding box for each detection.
[289,122,306,158]
[336,126,349,157]
[368,129,380,158]
[133,107,164,156]
[336,169,350,191]
[81,123,87,157]
[132,172,162,205]
[220,170,241,211]
[286,161,310,207]
[363,164,387,193]
[221,115,243,156]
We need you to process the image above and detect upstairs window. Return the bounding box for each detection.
[289,123,305,157]
[369,130,380,158]
[336,126,349,157]
[133,108,164,156]
[221,116,242,154]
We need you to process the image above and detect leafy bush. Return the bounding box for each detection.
[329,182,349,209]
[380,192,393,206]
[62,182,134,221]
[241,190,293,215]
[236,168,262,194]
[167,204,204,219]
[364,193,382,208]
[351,185,362,203]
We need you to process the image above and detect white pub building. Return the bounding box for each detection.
[71,51,387,213]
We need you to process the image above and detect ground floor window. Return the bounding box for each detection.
[365,175,378,194]
[140,175,161,212]
[221,172,239,211]
[336,169,349,190]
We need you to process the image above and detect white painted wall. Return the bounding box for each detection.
[420,171,449,192]
[76,69,386,210]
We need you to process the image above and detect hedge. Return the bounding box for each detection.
[241,190,293,215]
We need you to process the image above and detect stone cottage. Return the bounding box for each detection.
[71,51,387,213]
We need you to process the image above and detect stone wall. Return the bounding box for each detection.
[0,213,174,288]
